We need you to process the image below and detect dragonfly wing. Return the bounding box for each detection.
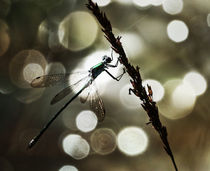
[88,82,105,122]
[31,74,70,88]
[80,81,92,103]
[50,85,72,105]
[51,75,90,105]
[31,72,87,88]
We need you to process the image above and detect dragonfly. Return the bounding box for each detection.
[28,53,126,149]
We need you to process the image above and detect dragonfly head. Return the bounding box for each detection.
[102,55,112,63]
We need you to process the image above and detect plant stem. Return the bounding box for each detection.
[86,1,178,170]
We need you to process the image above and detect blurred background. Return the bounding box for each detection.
[0,0,210,170]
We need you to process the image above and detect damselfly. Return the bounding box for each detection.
[28,53,126,149]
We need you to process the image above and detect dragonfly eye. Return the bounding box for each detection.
[102,56,111,63]
[106,57,112,63]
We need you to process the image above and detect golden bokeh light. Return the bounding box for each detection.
[45,62,66,75]
[23,63,44,83]
[90,128,117,155]
[58,11,98,51]
[183,71,207,96]
[159,79,196,120]
[9,49,47,88]
[15,88,45,104]
[0,19,10,57]
[171,82,196,112]
[120,32,144,59]
[37,20,49,46]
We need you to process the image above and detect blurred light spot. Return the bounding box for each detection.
[59,165,78,171]
[162,0,183,15]
[37,20,49,46]
[207,14,210,27]
[0,77,14,94]
[58,11,98,51]
[76,110,98,133]
[48,31,61,52]
[23,63,44,83]
[115,0,133,5]
[0,19,10,57]
[9,50,47,88]
[172,82,196,111]
[150,0,163,6]
[120,33,144,58]
[62,114,77,130]
[90,128,117,155]
[159,79,196,119]
[62,104,87,131]
[15,88,45,104]
[117,126,148,156]
[167,20,189,43]
[0,86,13,95]
[133,0,151,7]
[183,71,207,96]
[137,18,167,44]
[62,134,90,160]
[92,0,111,6]
[142,79,164,102]
[120,84,140,109]
[133,0,163,6]
[45,62,66,75]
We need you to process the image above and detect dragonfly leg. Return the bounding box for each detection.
[104,68,126,81]
[107,57,120,68]
[116,68,126,80]
[111,49,113,61]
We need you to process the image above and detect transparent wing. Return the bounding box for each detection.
[80,80,92,103]
[31,72,87,88]
[51,75,90,105]
[87,82,105,122]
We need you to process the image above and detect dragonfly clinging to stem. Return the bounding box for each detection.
[28,52,126,149]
